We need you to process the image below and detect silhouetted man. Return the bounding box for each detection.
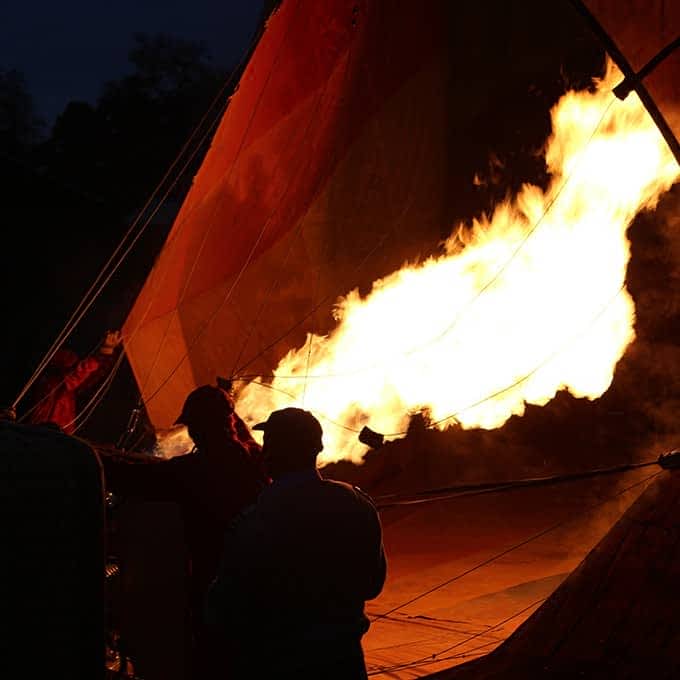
[207,407,386,679]
[103,384,268,678]
[25,330,122,433]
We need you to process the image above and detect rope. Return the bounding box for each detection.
[382,281,626,437]
[140,0,303,408]
[290,0,408,411]
[233,231,391,378]
[364,614,505,647]
[227,14,360,379]
[237,280,626,440]
[235,95,617,384]
[367,597,545,676]
[232,1,431,381]
[177,0,303,310]
[374,458,659,509]
[370,469,660,622]
[17,94,222,426]
[11,17,266,412]
[240,378,361,434]
[127,9,275,399]
[369,456,659,676]
[301,266,322,408]
[25,2,278,435]
[69,351,127,434]
[17,341,101,422]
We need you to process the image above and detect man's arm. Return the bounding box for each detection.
[365,515,387,601]
[64,331,122,392]
[355,486,387,601]
[100,452,183,503]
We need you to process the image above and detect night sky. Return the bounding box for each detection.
[1,1,265,126]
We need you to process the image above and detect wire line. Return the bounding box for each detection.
[370,470,660,622]
[12,15,267,411]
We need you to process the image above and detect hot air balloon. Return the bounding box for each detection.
[116,1,679,675]
[7,0,679,677]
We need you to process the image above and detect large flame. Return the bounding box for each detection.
[237,63,679,464]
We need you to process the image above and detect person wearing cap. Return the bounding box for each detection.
[102,384,268,678]
[206,407,386,679]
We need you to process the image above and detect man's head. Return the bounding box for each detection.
[51,348,79,370]
[175,385,235,447]
[253,408,323,479]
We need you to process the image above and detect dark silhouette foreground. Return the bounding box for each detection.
[207,407,386,679]
[103,384,267,678]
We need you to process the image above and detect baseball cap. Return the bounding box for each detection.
[175,385,234,425]
[253,407,323,453]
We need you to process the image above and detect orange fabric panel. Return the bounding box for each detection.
[124,310,197,428]
[125,0,620,428]
[644,49,680,145]
[582,0,680,150]
[125,0,454,426]
[583,0,679,70]
[169,59,455,413]
[131,0,447,325]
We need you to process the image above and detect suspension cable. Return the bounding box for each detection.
[368,456,658,676]
[140,0,303,407]
[237,281,626,439]
[11,11,267,411]
[367,597,545,676]
[235,95,616,384]
[370,469,660,622]
[382,281,625,437]
[70,351,127,434]
[17,340,101,422]
[229,21,360,379]
[374,458,660,509]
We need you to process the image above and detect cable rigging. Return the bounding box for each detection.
[233,96,616,384]
[140,0,311,408]
[366,597,546,676]
[374,456,663,509]
[11,10,269,416]
[367,458,672,675]
[370,469,661,623]
[238,278,628,441]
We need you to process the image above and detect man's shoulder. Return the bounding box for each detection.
[322,478,378,510]
[351,483,378,507]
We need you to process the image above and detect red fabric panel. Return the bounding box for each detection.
[644,49,680,148]
[582,0,680,163]
[583,0,680,71]
[127,0,447,329]
[126,0,619,427]
[125,1,452,425]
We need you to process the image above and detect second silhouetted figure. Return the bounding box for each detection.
[207,407,386,679]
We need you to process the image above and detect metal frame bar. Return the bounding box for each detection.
[569,0,680,165]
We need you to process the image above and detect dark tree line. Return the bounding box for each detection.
[1,34,230,436]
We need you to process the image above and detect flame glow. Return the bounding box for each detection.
[153,425,194,458]
[237,63,680,464]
